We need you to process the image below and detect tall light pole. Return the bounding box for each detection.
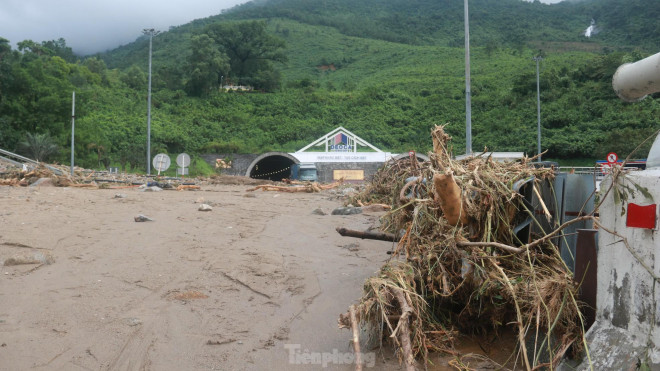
[464,0,472,155]
[70,91,75,176]
[143,28,159,175]
[533,56,543,162]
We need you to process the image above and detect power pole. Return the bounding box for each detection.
[464,0,472,155]
[70,91,75,176]
[533,56,543,162]
[143,28,159,175]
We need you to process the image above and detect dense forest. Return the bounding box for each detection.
[1,0,659,173]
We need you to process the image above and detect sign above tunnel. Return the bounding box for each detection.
[292,127,393,163]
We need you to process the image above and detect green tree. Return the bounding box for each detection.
[121,65,146,89]
[185,34,230,96]
[0,37,10,61]
[41,38,76,63]
[205,21,287,91]
[18,132,59,162]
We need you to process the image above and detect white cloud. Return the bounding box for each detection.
[0,0,249,55]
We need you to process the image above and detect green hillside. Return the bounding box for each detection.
[1,0,659,173]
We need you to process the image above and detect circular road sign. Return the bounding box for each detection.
[600,162,611,174]
[176,153,191,168]
[607,152,618,164]
[153,153,171,172]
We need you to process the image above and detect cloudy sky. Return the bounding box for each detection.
[0,0,250,55]
[0,0,566,56]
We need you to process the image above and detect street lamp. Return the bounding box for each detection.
[533,56,543,162]
[143,28,159,175]
[464,0,472,155]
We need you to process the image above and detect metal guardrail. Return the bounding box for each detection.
[0,148,63,175]
[559,166,641,181]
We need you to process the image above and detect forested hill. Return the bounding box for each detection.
[102,0,659,71]
[1,0,659,175]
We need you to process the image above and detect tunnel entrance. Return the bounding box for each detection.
[246,152,299,181]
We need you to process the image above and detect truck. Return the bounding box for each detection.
[290,162,318,182]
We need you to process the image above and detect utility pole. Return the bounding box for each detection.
[464,0,472,155]
[143,28,159,175]
[533,56,543,162]
[70,91,75,176]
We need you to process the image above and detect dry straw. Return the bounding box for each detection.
[341,125,585,370]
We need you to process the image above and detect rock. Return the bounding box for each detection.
[125,318,142,327]
[342,187,357,196]
[312,208,326,216]
[196,197,205,204]
[30,178,55,187]
[114,193,126,199]
[134,214,154,222]
[331,207,363,216]
[198,204,212,212]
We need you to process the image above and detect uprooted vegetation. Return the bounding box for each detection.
[340,125,587,370]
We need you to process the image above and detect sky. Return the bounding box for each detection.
[0,0,566,56]
[0,0,251,55]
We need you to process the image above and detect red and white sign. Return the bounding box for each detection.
[607,152,618,164]
[600,163,611,174]
[409,150,415,157]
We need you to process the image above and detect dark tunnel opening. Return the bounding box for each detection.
[249,155,297,181]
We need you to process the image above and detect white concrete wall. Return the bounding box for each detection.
[598,170,660,363]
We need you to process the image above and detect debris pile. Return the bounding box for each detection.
[0,164,74,187]
[339,125,584,370]
[246,179,345,193]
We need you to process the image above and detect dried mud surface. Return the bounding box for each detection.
[0,183,404,370]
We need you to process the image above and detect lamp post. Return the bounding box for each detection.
[143,28,159,175]
[464,0,472,155]
[533,56,543,162]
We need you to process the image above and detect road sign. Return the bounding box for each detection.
[607,152,618,164]
[176,153,190,168]
[600,163,611,174]
[152,153,171,174]
[409,150,415,157]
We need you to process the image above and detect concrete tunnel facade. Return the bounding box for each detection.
[245,152,299,181]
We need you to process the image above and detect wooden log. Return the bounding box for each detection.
[349,305,363,371]
[433,172,468,226]
[336,227,399,242]
[391,288,417,371]
[177,184,201,191]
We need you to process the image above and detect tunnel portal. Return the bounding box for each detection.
[246,152,299,181]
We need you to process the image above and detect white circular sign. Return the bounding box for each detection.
[176,153,191,168]
[607,152,618,164]
[152,153,171,172]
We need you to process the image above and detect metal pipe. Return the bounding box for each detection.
[612,51,660,169]
[612,51,660,102]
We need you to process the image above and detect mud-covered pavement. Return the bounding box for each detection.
[0,183,405,370]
